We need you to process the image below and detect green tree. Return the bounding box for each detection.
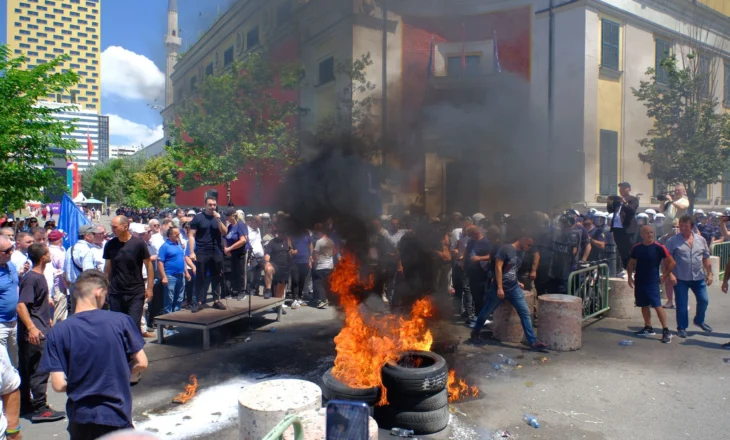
[167,53,304,207]
[133,156,178,208]
[633,52,730,212]
[0,45,80,210]
[81,155,144,206]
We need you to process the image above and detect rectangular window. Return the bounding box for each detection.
[45,0,55,4]
[44,27,55,32]
[36,18,47,24]
[725,63,730,106]
[27,24,38,29]
[653,179,666,197]
[20,16,30,21]
[54,35,63,40]
[599,129,619,195]
[224,46,234,66]
[61,30,71,35]
[61,42,71,48]
[70,24,79,29]
[318,56,335,85]
[62,3,71,7]
[70,11,80,17]
[27,10,38,16]
[53,22,63,27]
[28,51,38,56]
[54,48,64,53]
[247,27,259,49]
[601,19,620,70]
[277,2,292,27]
[27,37,38,43]
[70,38,80,42]
[37,32,47,37]
[19,30,30,35]
[205,63,214,76]
[699,54,712,98]
[44,13,55,19]
[14,36,22,41]
[53,8,62,13]
[70,50,79,55]
[696,185,708,200]
[446,55,481,76]
[62,16,71,22]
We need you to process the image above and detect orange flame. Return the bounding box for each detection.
[330,253,434,406]
[172,374,198,404]
[447,370,480,403]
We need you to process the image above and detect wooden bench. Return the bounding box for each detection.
[154,296,286,349]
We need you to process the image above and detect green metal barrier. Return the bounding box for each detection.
[711,241,730,279]
[263,414,305,440]
[567,264,611,321]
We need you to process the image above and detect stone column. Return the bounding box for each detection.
[607,277,637,319]
[537,294,582,351]
[492,291,535,343]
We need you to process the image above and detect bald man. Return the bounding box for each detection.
[40,270,148,440]
[104,216,154,332]
[627,225,675,343]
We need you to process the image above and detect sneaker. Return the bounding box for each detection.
[31,405,66,423]
[163,329,179,338]
[635,326,656,336]
[281,307,287,315]
[723,341,730,349]
[317,300,328,309]
[662,303,675,309]
[530,341,549,352]
[212,301,226,310]
[677,328,687,338]
[290,300,301,309]
[694,321,713,333]
[618,270,628,279]
[469,332,485,345]
[661,330,672,344]
[264,289,273,299]
[191,303,201,313]
[237,294,248,301]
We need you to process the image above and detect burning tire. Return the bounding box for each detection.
[388,388,448,412]
[379,405,450,435]
[381,351,448,396]
[321,368,380,405]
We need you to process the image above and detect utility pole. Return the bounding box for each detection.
[547,0,555,212]
[381,0,388,169]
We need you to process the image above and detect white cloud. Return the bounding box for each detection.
[106,114,163,147]
[102,46,165,102]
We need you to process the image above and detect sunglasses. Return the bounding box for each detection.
[0,246,14,255]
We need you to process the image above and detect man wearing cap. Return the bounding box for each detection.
[63,225,96,317]
[47,230,67,323]
[609,183,640,276]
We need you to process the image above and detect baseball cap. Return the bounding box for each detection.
[129,223,147,234]
[79,224,95,235]
[618,182,631,189]
[47,230,64,241]
[222,208,237,217]
[187,209,196,216]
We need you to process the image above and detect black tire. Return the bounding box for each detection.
[388,388,448,412]
[381,351,448,396]
[321,368,380,404]
[383,405,450,435]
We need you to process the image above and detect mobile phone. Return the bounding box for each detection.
[326,400,369,440]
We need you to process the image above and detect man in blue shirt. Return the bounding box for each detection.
[40,269,148,439]
[158,227,189,324]
[0,237,18,367]
[627,225,675,343]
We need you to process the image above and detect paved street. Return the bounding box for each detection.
[24,285,730,440]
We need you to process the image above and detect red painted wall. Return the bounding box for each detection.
[175,33,300,208]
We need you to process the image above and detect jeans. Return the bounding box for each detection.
[453,264,472,316]
[313,269,332,302]
[673,279,710,330]
[472,284,537,345]
[0,322,18,368]
[224,252,245,297]
[290,263,311,300]
[195,253,223,304]
[466,266,486,318]
[19,338,47,411]
[164,274,185,315]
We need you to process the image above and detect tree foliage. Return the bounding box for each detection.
[0,45,80,210]
[81,155,177,209]
[167,53,304,205]
[633,53,730,210]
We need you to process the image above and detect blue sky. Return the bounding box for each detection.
[1,0,234,148]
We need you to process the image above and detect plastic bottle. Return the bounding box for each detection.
[503,358,516,365]
[523,414,540,428]
[618,340,633,346]
[492,363,505,372]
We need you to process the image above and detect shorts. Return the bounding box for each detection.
[634,283,661,308]
[270,263,290,285]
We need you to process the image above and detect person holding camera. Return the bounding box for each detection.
[608,182,640,276]
[659,184,689,235]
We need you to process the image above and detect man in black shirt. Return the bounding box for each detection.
[104,216,154,330]
[17,243,65,422]
[188,197,228,312]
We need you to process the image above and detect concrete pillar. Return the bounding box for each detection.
[492,291,534,343]
[239,379,322,440]
[710,256,721,284]
[537,294,582,351]
[607,277,637,319]
[282,408,379,440]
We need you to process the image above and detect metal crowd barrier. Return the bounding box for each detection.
[567,263,611,321]
[711,241,730,279]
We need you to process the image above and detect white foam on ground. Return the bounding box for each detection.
[135,376,257,438]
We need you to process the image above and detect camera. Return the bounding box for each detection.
[606,195,622,214]
[656,192,670,202]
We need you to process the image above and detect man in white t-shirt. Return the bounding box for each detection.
[661,184,690,235]
[312,224,335,309]
[246,216,265,296]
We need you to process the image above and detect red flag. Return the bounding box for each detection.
[86,132,94,161]
[461,23,466,71]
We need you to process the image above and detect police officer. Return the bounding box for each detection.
[547,214,583,293]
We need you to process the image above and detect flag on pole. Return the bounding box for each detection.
[461,23,467,72]
[426,36,435,77]
[493,30,502,73]
[87,131,94,161]
[58,192,90,249]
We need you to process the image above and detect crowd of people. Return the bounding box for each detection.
[0,181,729,438]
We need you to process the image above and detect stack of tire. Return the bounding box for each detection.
[376,350,450,435]
[321,368,380,415]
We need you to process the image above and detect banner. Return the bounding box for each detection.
[58,192,90,249]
